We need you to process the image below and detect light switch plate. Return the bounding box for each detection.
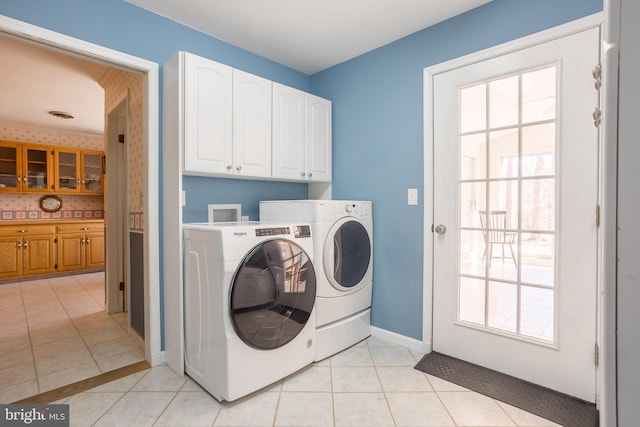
[408,188,418,205]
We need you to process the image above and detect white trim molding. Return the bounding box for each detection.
[0,15,162,367]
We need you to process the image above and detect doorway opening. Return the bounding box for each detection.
[0,15,160,400]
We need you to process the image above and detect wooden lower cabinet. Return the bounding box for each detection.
[0,221,103,280]
[56,222,105,273]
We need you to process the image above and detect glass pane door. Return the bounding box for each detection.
[0,144,19,190]
[24,146,49,191]
[57,150,78,191]
[82,152,103,192]
[458,65,557,344]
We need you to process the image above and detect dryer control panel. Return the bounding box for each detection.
[340,202,372,219]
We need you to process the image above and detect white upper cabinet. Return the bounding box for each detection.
[272,82,332,182]
[168,51,330,182]
[232,69,272,178]
[183,53,233,175]
[272,83,306,180]
[305,93,332,182]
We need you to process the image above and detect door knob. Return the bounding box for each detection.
[434,224,447,235]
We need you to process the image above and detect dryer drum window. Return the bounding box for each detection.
[230,239,316,350]
[331,220,372,288]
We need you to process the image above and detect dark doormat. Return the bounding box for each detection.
[415,352,598,427]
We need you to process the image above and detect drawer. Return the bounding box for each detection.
[0,224,56,236]
[57,222,104,233]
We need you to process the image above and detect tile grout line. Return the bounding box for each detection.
[47,275,104,378]
[19,280,41,396]
[368,340,399,427]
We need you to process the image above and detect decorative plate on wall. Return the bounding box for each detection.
[39,195,63,213]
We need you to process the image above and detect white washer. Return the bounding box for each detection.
[260,200,373,361]
[183,222,316,402]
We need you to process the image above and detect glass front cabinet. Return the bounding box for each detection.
[0,141,103,194]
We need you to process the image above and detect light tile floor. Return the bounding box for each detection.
[59,335,562,426]
[0,272,145,402]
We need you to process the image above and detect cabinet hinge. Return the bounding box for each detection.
[594,343,599,367]
[118,134,125,144]
[54,263,58,270]
[119,282,125,291]
[596,205,601,228]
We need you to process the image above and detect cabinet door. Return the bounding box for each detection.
[81,151,104,193]
[183,53,233,174]
[233,69,272,177]
[0,141,21,192]
[85,232,105,269]
[0,236,21,279]
[272,83,306,180]
[57,233,84,272]
[305,94,332,182]
[22,145,52,192]
[23,235,56,275]
[54,148,80,193]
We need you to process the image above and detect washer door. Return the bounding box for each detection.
[323,218,372,290]
[230,239,316,350]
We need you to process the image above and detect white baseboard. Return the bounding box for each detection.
[150,350,166,367]
[371,326,432,354]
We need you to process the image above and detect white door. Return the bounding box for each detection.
[183,52,233,174]
[272,82,306,180]
[233,69,272,177]
[432,26,600,402]
[305,94,332,182]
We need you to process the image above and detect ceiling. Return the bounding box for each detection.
[0,0,490,135]
[125,0,491,75]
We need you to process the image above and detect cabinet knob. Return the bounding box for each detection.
[308,173,313,178]
[226,165,232,170]
[301,172,306,177]
[236,166,242,171]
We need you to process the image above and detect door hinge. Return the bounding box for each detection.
[596,205,601,227]
[594,343,599,367]
[119,282,125,291]
[592,63,602,91]
[118,134,125,144]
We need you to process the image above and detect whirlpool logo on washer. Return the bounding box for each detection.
[233,232,247,237]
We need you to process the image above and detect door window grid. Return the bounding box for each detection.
[457,65,557,344]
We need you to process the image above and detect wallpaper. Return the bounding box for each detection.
[0,123,104,221]
[99,68,144,232]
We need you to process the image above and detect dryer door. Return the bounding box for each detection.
[323,218,372,291]
[230,239,316,350]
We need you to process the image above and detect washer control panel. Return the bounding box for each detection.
[255,225,311,238]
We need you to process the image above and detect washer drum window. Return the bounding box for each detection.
[230,239,316,350]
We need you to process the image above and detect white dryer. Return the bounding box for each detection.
[183,222,316,402]
[260,200,373,361]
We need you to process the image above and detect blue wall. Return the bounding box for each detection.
[0,0,313,223]
[0,0,603,343]
[311,0,602,339]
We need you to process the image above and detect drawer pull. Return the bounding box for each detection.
[82,227,89,231]
[17,229,27,233]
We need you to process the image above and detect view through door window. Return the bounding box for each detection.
[458,65,557,344]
